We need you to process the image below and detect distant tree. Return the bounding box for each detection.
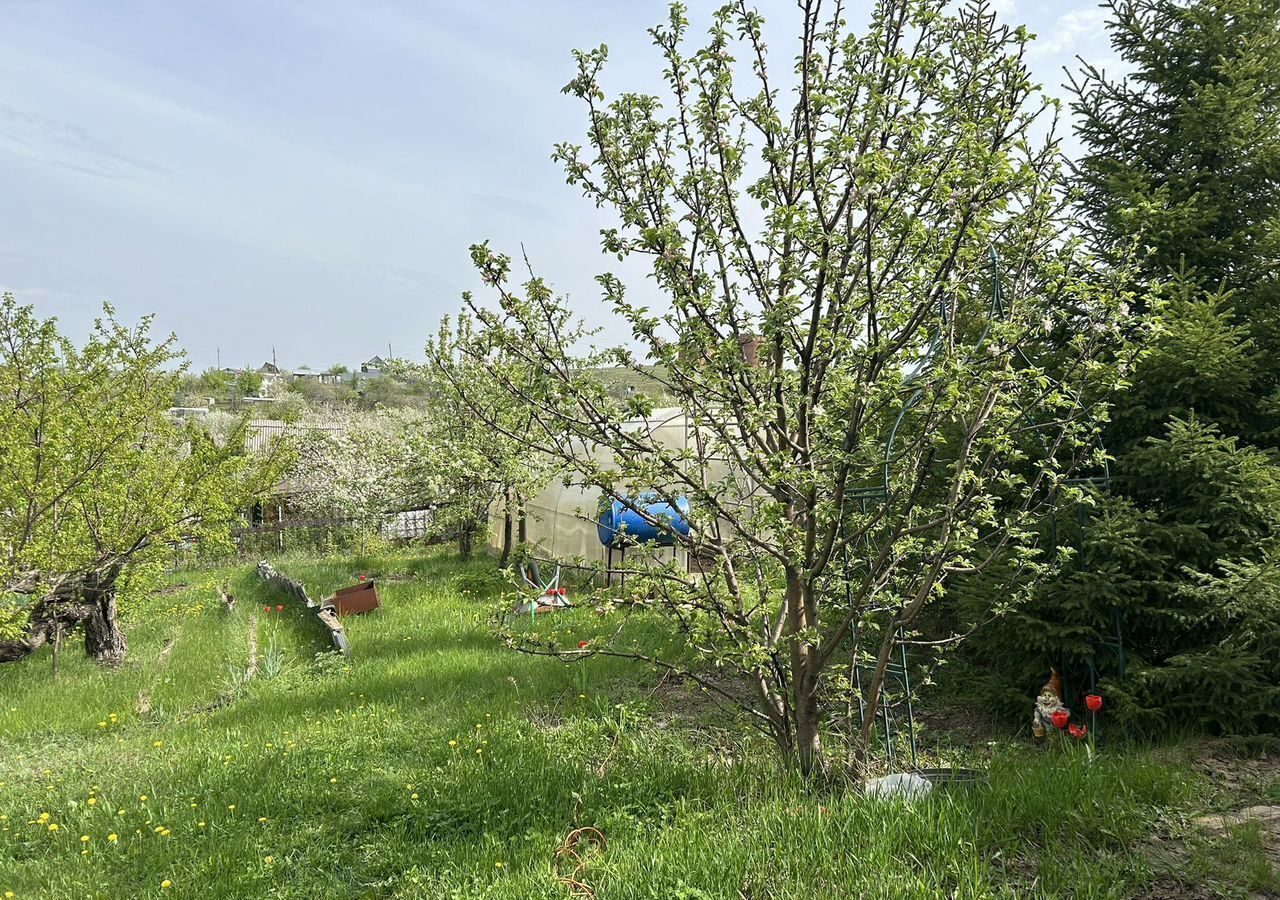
[196,367,233,397]
[0,296,279,665]
[287,407,430,527]
[458,0,1126,775]
[423,313,552,564]
[235,370,264,398]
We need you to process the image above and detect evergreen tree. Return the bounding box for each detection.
[1071,0,1280,386]
[962,0,1280,736]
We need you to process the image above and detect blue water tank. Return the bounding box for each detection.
[596,493,691,547]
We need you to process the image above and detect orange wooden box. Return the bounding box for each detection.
[325,580,380,616]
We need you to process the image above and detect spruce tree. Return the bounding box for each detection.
[960,0,1280,735]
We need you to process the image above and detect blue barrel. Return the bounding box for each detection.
[597,493,691,547]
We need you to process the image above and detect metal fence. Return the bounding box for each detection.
[168,507,453,570]
[245,419,342,454]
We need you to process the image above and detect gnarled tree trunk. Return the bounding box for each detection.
[81,567,126,666]
[0,565,125,666]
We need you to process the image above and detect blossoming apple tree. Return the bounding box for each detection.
[453,0,1129,775]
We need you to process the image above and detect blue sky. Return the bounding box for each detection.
[0,0,1117,371]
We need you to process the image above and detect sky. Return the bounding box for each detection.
[0,0,1119,372]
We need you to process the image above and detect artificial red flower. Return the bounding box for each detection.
[559,588,568,596]
[578,641,588,649]
[1068,723,1087,740]
[1085,694,1103,712]
[275,605,284,613]
[358,575,367,582]
[1051,709,1070,729]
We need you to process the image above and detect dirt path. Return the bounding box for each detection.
[246,613,259,679]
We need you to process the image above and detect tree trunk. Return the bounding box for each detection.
[793,684,824,778]
[82,569,127,666]
[0,571,100,664]
[784,568,825,778]
[498,487,514,569]
[458,521,474,561]
[853,626,900,777]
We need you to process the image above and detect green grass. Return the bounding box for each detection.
[1,549,1274,899]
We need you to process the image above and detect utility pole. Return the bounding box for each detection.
[216,347,221,369]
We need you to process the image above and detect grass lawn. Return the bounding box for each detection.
[1,549,1276,899]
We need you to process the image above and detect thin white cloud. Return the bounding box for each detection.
[1028,7,1110,59]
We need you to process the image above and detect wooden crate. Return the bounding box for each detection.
[325,580,380,616]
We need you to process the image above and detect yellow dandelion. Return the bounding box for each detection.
[197,821,206,828]
[153,741,163,748]
[495,861,505,869]
[154,826,165,833]
[80,835,90,843]
[257,817,268,823]
[227,804,236,811]
[139,795,148,802]
[329,777,337,783]
[263,855,274,864]
[37,812,49,823]
[448,740,457,748]
[47,823,58,832]
[117,809,125,816]
[476,748,483,755]
[161,880,172,890]
[107,833,118,842]
[410,793,418,800]
[86,798,96,806]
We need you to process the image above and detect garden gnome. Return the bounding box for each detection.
[1032,669,1069,738]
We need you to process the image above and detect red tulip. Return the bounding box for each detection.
[1051,709,1069,729]
[1068,723,1087,740]
[263,605,271,613]
[578,641,588,649]
[1085,694,1103,712]
[276,605,284,613]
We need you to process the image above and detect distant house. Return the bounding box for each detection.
[292,369,342,386]
[257,362,284,389]
[356,356,388,383]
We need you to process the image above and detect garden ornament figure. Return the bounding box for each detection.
[1032,669,1070,738]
